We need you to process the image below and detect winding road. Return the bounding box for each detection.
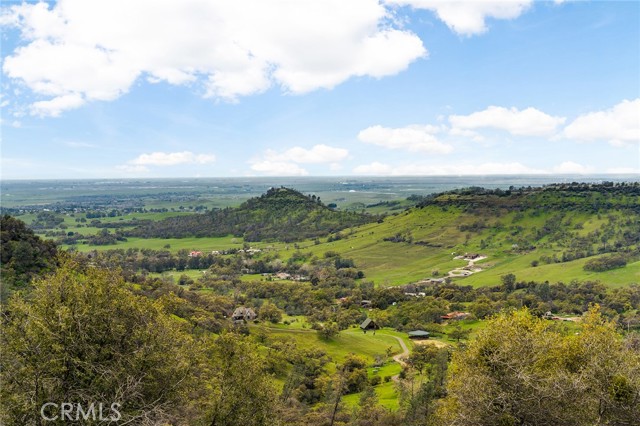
[390,335,410,382]
[391,335,410,366]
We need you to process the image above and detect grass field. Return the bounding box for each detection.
[262,327,406,364]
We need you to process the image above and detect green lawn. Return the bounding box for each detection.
[262,327,404,364]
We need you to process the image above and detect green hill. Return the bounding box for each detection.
[276,183,640,287]
[126,187,376,242]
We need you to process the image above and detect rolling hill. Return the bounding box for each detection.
[275,182,640,287]
[126,187,377,242]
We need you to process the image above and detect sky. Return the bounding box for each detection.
[0,0,639,179]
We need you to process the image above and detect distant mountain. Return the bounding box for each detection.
[126,187,377,242]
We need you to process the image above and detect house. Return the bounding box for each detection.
[189,251,202,257]
[360,300,373,308]
[360,318,380,334]
[275,272,292,280]
[419,278,446,285]
[441,311,470,321]
[231,307,257,323]
[407,330,430,339]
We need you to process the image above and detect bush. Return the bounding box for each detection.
[584,254,627,272]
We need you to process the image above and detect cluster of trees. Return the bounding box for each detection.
[0,215,57,299]
[126,187,377,242]
[584,254,628,272]
[29,211,64,229]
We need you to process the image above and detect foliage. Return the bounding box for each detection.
[584,254,628,272]
[436,307,640,425]
[203,333,279,426]
[0,215,58,299]
[0,256,196,425]
[260,301,284,323]
[447,324,471,342]
[318,322,340,340]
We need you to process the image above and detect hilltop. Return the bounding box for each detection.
[126,187,377,242]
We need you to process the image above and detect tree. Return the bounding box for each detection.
[204,333,278,426]
[436,307,640,425]
[318,322,340,340]
[501,273,516,291]
[407,344,440,375]
[342,354,369,394]
[447,324,471,343]
[259,301,284,324]
[352,384,388,426]
[0,257,196,425]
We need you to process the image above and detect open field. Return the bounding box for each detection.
[262,327,408,364]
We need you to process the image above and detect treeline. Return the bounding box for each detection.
[126,187,377,242]
[417,181,640,213]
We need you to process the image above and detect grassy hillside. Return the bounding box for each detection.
[275,183,640,287]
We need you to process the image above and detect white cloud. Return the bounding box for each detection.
[449,106,565,137]
[448,127,485,142]
[387,0,533,36]
[129,151,216,166]
[563,99,640,146]
[265,144,349,164]
[552,161,593,174]
[2,0,426,115]
[249,144,348,175]
[30,93,85,117]
[250,160,309,176]
[358,124,453,153]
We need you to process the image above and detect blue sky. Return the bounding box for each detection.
[1,0,638,179]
